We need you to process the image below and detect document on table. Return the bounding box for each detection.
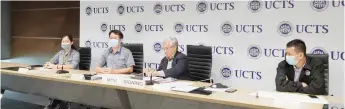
[249,91,329,104]
[36,67,51,70]
[152,83,173,91]
[171,86,198,92]
[169,81,193,86]
[154,77,178,83]
[152,81,194,91]
[204,88,229,92]
[143,76,162,81]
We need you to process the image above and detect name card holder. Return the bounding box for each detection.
[120,78,146,88]
[102,75,145,88]
[102,75,120,85]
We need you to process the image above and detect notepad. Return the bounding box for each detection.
[152,83,173,91]
[37,67,50,70]
[154,77,177,83]
[152,81,195,91]
[171,86,198,92]
[169,81,193,87]
[249,91,329,104]
[204,88,229,92]
[143,76,162,81]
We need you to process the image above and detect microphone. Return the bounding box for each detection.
[56,65,69,74]
[145,70,154,85]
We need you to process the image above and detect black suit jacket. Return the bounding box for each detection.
[275,56,326,95]
[157,52,190,80]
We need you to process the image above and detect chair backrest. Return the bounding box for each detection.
[78,47,91,70]
[186,45,212,81]
[122,43,143,74]
[307,54,329,95]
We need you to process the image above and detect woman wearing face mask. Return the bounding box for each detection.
[44,35,80,70]
[43,35,80,109]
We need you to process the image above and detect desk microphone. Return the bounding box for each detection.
[145,74,154,85]
[256,92,259,98]
[56,65,69,74]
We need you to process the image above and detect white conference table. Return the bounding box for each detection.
[0,62,340,109]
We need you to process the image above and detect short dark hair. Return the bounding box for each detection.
[109,30,123,39]
[286,39,306,55]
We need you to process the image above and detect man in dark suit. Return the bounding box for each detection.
[144,37,190,80]
[275,39,326,95]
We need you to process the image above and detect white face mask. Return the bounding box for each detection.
[108,39,119,48]
[285,54,300,66]
[61,43,71,50]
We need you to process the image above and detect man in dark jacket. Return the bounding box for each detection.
[144,37,190,80]
[275,39,326,95]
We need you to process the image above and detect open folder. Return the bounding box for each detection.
[171,85,198,92]
[171,85,212,95]
[249,91,329,104]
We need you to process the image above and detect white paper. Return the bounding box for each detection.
[152,81,194,91]
[154,77,177,83]
[249,91,329,104]
[152,83,173,91]
[18,68,29,73]
[204,88,229,92]
[169,81,193,87]
[70,74,85,80]
[37,67,50,70]
[143,76,162,81]
[171,86,198,92]
[273,99,301,109]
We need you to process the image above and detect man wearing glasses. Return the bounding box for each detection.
[144,37,190,80]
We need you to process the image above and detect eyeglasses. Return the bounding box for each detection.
[162,46,174,51]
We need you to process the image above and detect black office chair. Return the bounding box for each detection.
[122,43,143,73]
[78,47,91,70]
[186,45,212,81]
[77,47,93,108]
[307,54,329,95]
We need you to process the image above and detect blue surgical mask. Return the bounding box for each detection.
[61,43,71,50]
[286,55,299,65]
[108,39,119,48]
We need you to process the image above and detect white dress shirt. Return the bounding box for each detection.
[293,62,306,82]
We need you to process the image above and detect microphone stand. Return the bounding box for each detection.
[145,73,154,85]
[56,65,69,74]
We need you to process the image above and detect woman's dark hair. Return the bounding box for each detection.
[62,35,77,50]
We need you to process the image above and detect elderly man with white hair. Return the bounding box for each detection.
[144,37,190,80]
